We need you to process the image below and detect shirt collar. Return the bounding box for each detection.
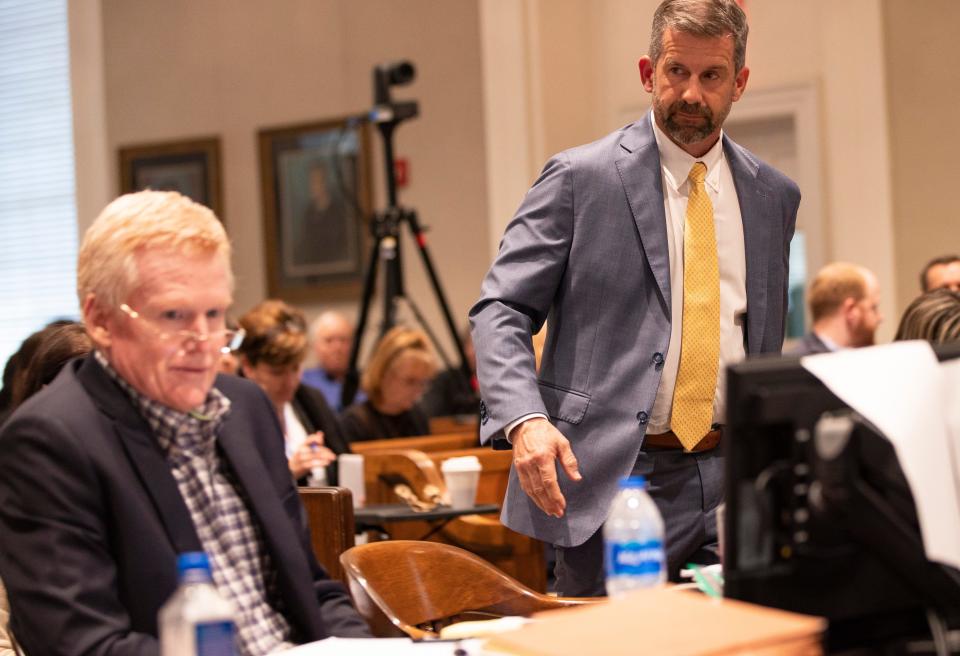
[649,111,725,194]
[94,349,231,454]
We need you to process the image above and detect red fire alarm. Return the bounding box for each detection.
[394,158,409,188]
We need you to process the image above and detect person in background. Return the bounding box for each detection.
[789,262,882,356]
[421,325,479,418]
[237,299,350,485]
[301,310,364,411]
[894,288,960,344]
[340,326,436,442]
[920,254,960,294]
[9,321,91,410]
[0,190,369,656]
[0,319,74,424]
[471,0,800,593]
[0,323,88,655]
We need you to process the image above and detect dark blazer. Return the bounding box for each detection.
[291,383,352,485]
[0,355,369,656]
[421,368,479,418]
[788,331,832,356]
[470,113,800,548]
[340,400,430,443]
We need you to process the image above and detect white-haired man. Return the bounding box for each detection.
[301,310,362,411]
[0,191,369,655]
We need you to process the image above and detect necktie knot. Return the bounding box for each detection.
[688,161,707,186]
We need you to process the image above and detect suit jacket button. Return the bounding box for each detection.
[652,352,664,370]
[479,400,489,425]
[636,411,649,425]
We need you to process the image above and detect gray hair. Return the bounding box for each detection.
[649,0,749,73]
[894,288,960,344]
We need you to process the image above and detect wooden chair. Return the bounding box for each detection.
[297,486,355,584]
[340,540,596,638]
[360,449,547,590]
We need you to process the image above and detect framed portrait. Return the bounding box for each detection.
[258,116,372,303]
[118,137,223,220]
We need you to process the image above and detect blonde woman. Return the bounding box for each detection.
[340,326,437,442]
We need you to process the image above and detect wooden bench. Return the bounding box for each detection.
[428,414,478,435]
[350,432,479,455]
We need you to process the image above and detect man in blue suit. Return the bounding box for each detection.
[470,0,800,595]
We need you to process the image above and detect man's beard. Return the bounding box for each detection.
[653,95,730,146]
[851,321,876,348]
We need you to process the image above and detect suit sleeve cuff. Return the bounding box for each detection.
[504,413,549,444]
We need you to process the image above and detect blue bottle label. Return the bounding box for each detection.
[195,620,236,656]
[606,539,664,576]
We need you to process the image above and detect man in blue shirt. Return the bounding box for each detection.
[301,311,364,411]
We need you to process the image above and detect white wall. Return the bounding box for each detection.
[70,0,957,349]
[92,0,490,362]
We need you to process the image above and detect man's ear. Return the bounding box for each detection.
[841,297,861,326]
[638,56,655,93]
[81,293,113,349]
[731,65,750,102]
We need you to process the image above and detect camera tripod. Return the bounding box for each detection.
[340,61,472,409]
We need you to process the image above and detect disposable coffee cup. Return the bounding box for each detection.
[441,456,481,509]
[338,454,365,508]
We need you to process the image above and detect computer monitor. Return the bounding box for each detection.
[723,344,960,650]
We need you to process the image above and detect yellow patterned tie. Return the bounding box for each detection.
[670,161,720,451]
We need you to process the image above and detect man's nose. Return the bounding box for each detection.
[681,78,704,105]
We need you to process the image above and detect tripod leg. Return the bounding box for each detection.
[342,236,382,408]
[404,211,473,386]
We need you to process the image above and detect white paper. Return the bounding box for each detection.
[800,341,960,570]
[273,636,485,655]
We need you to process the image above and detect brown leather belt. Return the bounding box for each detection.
[643,428,722,452]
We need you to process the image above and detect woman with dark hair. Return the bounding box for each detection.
[894,288,960,344]
[11,322,92,409]
[340,325,437,442]
[237,299,351,485]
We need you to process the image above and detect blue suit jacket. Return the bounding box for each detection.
[470,114,800,548]
[0,355,368,655]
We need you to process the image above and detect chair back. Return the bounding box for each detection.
[297,486,355,583]
[340,540,592,638]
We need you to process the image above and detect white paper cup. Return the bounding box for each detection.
[338,454,365,508]
[441,456,481,509]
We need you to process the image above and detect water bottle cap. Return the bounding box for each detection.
[176,551,211,578]
[619,475,647,489]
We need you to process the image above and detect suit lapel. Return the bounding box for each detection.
[217,410,318,632]
[616,116,671,310]
[77,355,202,554]
[725,137,774,354]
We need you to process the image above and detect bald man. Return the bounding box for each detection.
[790,262,882,355]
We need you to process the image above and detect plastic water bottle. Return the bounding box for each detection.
[159,552,238,656]
[603,475,666,595]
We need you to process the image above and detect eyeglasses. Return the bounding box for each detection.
[119,303,245,354]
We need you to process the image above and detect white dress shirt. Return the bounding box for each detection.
[647,115,746,433]
[507,113,748,440]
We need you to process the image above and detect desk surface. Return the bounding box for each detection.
[355,503,499,524]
